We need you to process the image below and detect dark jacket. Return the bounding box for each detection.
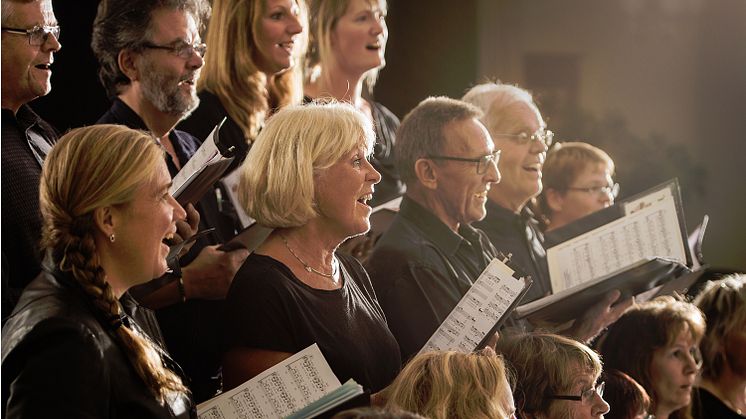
[1,268,195,418]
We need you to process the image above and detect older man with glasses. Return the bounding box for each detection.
[463,82,633,344]
[1,0,62,322]
[365,96,502,362]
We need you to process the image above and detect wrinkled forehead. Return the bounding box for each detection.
[4,0,57,26]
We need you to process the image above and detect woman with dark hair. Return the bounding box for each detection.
[598,296,706,419]
[2,125,193,417]
[602,369,652,419]
[691,275,746,418]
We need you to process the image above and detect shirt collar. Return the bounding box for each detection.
[399,195,480,256]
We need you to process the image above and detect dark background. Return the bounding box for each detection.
[33,0,746,270]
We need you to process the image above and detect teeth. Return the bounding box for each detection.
[358,193,373,203]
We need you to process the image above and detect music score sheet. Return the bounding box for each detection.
[419,258,528,354]
[547,185,687,293]
[197,344,340,419]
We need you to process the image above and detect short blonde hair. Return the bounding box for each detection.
[384,350,513,419]
[238,102,375,227]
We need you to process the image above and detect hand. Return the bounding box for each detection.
[483,331,500,350]
[567,289,634,343]
[174,203,200,257]
[181,245,249,300]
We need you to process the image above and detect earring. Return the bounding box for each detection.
[109,234,116,243]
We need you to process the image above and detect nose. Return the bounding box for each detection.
[365,158,382,185]
[599,190,613,206]
[485,158,501,184]
[186,49,204,69]
[42,31,61,53]
[371,15,385,36]
[593,393,611,416]
[169,195,187,221]
[288,12,304,36]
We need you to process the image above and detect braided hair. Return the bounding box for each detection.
[39,124,188,404]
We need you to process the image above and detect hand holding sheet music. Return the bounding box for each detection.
[419,257,532,354]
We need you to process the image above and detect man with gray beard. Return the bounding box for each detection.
[91,0,249,402]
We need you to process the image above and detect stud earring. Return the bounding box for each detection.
[109,234,116,243]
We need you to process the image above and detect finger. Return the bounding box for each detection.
[186,203,200,229]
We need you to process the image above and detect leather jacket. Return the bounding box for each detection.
[1,268,196,418]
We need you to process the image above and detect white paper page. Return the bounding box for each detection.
[197,344,341,419]
[419,258,526,354]
[220,169,254,228]
[547,189,686,292]
[170,124,222,196]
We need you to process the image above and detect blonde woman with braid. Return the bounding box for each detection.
[1,125,193,418]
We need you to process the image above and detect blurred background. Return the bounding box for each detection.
[35,0,746,270]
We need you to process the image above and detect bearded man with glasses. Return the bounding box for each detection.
[366,96,503,362]
[463,82,633,344]
[1,0,62,322]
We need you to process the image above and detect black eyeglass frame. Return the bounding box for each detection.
[547,381,605,402]
[140,41,207,59]
[426,150,501,175]
[1,25,60,46]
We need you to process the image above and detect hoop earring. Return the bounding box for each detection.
[109,234,116,243]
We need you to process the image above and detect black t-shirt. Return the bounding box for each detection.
[691,387,742,419]
[223,252,401,393]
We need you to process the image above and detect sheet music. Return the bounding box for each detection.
[170,123,222,196]
[419,258,527,354]
[197,344,341,419]
[547,186,687,292]
[220,169,254,228]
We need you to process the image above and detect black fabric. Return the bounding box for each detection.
[2,269,194,418]
[473,200,552,304]
[1,106,58,322]
[302,97,404,206]
[223,252,401,393]
[176,90,250,172]
[691,387,741,419]
[96,98,225,403]
[365,195,500,362]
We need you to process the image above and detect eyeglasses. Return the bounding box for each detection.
[427,150,501,175]
[565,183,620,199]
[548,381,605,403]
[141,41,207,59]
[493,129,554,148]
[1,25,60,46]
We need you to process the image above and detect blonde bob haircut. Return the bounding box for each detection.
[40,125,188,404]
[238,101,375,227]
[306,0,387,94]
[462,82,545,136]
[198,0,307,142]
[384,350,514,419]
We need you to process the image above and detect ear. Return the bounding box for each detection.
[93,206,116,239]
[545,188,564,213]
[414,158,439,190]
[118,49,140,82]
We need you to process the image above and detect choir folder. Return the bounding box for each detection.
[515,179,692,324]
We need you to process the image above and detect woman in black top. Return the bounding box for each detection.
[2,125,193,417]
[222,103,401,393]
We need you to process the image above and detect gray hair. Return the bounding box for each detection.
[462,82,543,135]
[395,96,483,186]
[91,0,209,97]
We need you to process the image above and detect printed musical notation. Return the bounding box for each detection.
[547,185,687,293]
[419,258,529,354]
[196,344,340,419]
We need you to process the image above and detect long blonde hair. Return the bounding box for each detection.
[384,350,513,419]
[198,0,306,143]
[39,124,188,404]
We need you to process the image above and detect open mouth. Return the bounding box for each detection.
[162,231,177,246]
[277,41,294,52]
[178,79,195,86]
[357,193,373,206]
[474,191,488,200]
[34,63,52,70]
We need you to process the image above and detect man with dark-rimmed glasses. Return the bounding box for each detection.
[2,0,62,322]
[366,96,503,362]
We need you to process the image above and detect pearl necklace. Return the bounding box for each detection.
[281,234,338,281]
